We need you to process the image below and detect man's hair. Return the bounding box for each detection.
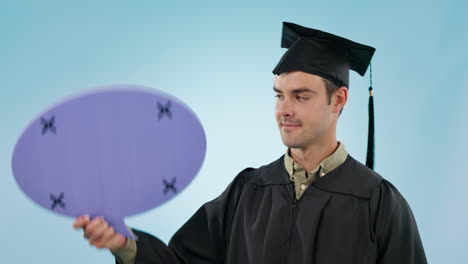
[322,77,340,104]
[322,77,345,115]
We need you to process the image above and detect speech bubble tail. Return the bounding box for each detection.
[104,216,135,240]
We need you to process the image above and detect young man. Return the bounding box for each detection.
[74,22,427,263]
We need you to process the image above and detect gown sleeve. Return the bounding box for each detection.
[370,179,427,264]
[118,168,250,264]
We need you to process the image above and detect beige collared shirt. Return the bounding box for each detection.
[112,238,137,264]
[284,142,348,200]
[114,142,348,263]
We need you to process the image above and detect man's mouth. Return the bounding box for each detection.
[280,118,301,128]
[282,123,301,127]
[281,120,302,130]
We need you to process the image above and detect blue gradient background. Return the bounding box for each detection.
[1,0,467,263]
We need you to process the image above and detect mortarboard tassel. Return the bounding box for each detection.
[366,63,375,170]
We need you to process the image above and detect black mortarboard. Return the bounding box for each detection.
[273,22,377,170]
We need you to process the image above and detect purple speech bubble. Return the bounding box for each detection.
[11,85,206,238]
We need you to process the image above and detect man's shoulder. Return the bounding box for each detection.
[237,155,291,186]
[343,155,384,181]
[312,155,385,199]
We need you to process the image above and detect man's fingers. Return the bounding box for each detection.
[105,232,127,251]
[83,217,107,239]
[94,227,118,248]
[73,215,127,251]
[87,221,109,244]
[72,215,90,229]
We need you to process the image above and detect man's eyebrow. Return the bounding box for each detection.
[273,87,282,93]
[291,88,315,94]
[273,86,315,94]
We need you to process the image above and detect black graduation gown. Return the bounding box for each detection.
[126,155,427,264]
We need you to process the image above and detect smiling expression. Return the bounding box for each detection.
[274,71,344,149]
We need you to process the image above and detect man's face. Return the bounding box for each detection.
[274,71,338,149]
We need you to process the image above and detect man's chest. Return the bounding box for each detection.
[225,184,377,264]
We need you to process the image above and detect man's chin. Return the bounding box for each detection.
[281,139,304,149]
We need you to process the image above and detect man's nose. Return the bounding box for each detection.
[278,99,294,116]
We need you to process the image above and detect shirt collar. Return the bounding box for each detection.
[284,142,348,180]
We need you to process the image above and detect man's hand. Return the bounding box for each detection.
[73,215,127,251]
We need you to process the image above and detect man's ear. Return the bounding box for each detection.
[333,86,348,113]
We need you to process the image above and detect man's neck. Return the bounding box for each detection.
[290,140,339,172]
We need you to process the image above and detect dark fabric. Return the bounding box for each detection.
[366,86,375,170]
[272,22,376,88]
[126,155,427,264]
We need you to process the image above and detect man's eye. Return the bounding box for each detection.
[297,96,308,101]
[275,94,283,99]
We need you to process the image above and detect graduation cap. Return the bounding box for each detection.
[273,22,377,170]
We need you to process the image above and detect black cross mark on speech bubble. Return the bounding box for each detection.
[157,101,172,120]
[163,177,177,195]
[50,192,65,210]
[41,115,56,135]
